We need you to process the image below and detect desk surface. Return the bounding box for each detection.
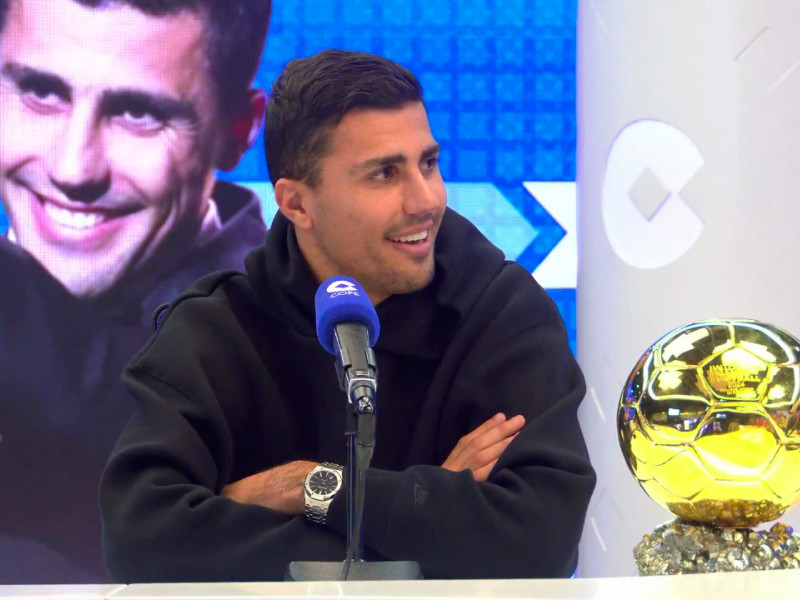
[1,571,799,600]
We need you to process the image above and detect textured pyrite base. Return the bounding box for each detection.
[634,520,800,575]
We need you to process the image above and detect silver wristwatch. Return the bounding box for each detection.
[303,462,343,525]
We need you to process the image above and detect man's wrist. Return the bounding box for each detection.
[221,460,318,514]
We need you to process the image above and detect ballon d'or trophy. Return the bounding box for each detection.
[618,319,800,575]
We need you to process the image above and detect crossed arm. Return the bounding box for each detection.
[221,413,526,514]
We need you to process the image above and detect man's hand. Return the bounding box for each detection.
[221,460,317,515]
[442,413,525,481]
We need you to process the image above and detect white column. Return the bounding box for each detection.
[577,0,800,576]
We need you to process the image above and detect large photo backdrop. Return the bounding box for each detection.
[0,0,577,584]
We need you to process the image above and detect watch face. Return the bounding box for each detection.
[307,469,341,500]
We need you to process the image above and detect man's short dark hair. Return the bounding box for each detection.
[0,0,271,110]
[265,49,424,187]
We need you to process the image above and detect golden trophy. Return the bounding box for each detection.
[618,319,800,574]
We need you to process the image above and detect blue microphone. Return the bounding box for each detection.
[315,277,380,409]
[315,277,380,354]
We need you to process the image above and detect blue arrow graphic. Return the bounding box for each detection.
[497,184,566,273]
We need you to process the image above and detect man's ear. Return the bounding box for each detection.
[274,178,314,230]
[217,89,267,171]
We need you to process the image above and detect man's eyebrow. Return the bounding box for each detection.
[101,89,199,123]
[351,143,442,174]
[351,152,407,174]
[421,143,442,159]
[0,62,72,99]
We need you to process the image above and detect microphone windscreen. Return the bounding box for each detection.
[315,276,380,354]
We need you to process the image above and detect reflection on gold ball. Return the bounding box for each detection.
[618,319,800,528]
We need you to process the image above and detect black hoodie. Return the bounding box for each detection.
[100,208,595,581]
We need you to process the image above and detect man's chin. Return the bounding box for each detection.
[55,276,119,299]
[388,264,436,297]
[37,261,124,299]
[11,235,127,298]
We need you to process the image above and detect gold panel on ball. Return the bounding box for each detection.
[618,319,800,528]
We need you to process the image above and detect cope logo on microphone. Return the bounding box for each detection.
[327,280,359,298]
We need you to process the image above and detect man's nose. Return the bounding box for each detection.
[403,169,443,215]
[50,105,110,202]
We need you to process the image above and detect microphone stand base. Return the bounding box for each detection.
[285,560,423,581]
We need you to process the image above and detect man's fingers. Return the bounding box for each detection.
[448,412,506,460]
[463,414,525,454]
[442,414,525,474]
[471,432,521,481]
[473,432,518,469]
[472,459,499,483]
[458,413,506,446]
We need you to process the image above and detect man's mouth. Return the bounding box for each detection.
[27,191,136,248]
[43,201,109,229]
[388,229,429,244]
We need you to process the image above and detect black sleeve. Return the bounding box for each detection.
[99,285,350,583]
[100,366,353,582]
[324,276,596,579]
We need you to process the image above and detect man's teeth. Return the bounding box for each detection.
[44,202,106,229]
[390,230,428,243]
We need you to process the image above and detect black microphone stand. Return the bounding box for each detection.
[286,323,422,581]
[341,375,375,575]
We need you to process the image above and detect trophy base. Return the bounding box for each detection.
[635,519,800,575]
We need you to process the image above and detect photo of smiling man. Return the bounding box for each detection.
[0,0,271,583]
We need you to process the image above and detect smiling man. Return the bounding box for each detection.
[0,0,270,584]
[100,50,595,581]
[0,0,268,303]
[278,103,445,305]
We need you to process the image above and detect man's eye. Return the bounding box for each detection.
[115,109,165,133]
[371,166,396,181]
[20,86,66,111]
[422,156,439,172]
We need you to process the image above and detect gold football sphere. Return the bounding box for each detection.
[618,319,800,528]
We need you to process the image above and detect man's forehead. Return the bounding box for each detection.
[0,0,214,104]
[328,104,437,161]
